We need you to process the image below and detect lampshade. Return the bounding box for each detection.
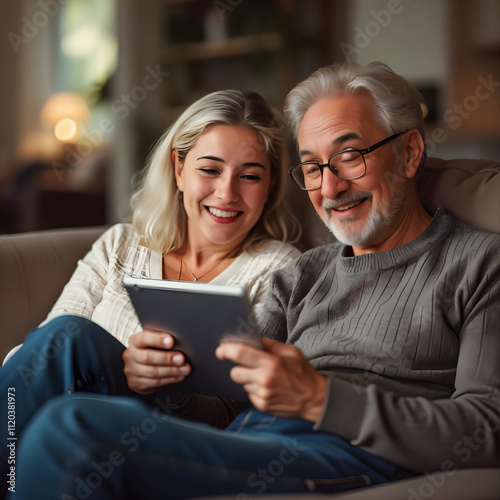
[40,92,91,142]
[40,92,91,125]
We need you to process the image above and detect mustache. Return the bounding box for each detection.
[322,191,372,211]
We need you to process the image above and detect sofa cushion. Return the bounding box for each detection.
[418,157,500,234]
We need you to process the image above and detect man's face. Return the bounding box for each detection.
[297,92,410,254]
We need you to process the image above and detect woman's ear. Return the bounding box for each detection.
[403,129,424,179]
[172,150,183,192]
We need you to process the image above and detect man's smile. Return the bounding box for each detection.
[323,193,371,217]
[331,197,367,212]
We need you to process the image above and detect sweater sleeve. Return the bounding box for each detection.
[245,242,302,325]
[41,224,133,325]
[315,240,500,473]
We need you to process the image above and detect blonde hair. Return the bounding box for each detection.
[131,90,300,253]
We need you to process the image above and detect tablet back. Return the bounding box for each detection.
[123,275,262,400]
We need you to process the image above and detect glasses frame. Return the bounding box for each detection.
[288,130,408,191]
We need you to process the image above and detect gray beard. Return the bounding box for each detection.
[321,169,407,247]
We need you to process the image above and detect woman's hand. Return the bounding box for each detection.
[215,338,327,422]
[123,330,191,394]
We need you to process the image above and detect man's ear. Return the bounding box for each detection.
[403,129,424,179]
[172,150,183,192]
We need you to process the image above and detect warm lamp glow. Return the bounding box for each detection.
[54,118,78,141]
[40,92,91,143]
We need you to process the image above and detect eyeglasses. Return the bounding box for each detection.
[288,131,407,191]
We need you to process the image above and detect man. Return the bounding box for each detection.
[12,62,500,499]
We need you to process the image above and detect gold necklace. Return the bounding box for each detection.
[176,244,243,282]
[178,256,223,282]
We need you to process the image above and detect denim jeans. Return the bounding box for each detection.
[1,316,409,499]
[0,316,133,455]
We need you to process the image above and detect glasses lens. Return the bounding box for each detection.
[291,151,366,190]
[292,162,322,190]
[331,151,365,180]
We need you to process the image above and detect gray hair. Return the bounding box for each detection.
[132,89,300,253]
[284,61,426,169]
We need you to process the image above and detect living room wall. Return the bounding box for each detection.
[0,0,498,236]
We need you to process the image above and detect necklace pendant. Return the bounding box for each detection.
[193,278,198,282]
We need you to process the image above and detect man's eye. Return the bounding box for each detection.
[303,164,320,176]
[340,151,359,162]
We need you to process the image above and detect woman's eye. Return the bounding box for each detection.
[241,174,261,181]
[197,168,220,175]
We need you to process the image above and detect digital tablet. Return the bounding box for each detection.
[122,275,262,400]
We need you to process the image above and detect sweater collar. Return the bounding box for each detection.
[337,206,454,273]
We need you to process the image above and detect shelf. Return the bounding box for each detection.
[163,33,284,62]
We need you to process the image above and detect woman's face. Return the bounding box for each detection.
[174,124,273,250]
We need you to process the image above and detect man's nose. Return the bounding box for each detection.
[320,166,351,200]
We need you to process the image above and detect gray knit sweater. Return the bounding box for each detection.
[260,207,500,473]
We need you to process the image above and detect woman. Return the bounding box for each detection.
[42,88,300,346]
[0,90,301,459]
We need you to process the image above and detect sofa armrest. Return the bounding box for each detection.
[0,226,106,362]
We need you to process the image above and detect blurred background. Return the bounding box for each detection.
[0,0,499,247]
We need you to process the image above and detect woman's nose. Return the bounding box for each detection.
[215,175,239,202]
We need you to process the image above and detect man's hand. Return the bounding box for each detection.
[215,338,327,422]
[123,330,191,394]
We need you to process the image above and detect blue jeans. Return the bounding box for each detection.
[2,316,410,499]
[0,316,134,453]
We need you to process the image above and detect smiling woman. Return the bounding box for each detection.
[0,91,302,472]
[171,124,273,278]
[37,89,302,345]
[132,90,298,255]
[130,90,300,286]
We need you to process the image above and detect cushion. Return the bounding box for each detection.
[418,157,500,234]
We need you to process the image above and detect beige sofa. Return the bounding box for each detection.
[1,157,499,499]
